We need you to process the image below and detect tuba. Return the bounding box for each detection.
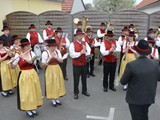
[73,16,89,33]
[103,22,114,40]
[82,16,89,32]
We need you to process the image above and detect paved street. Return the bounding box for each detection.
[0,59,160,120]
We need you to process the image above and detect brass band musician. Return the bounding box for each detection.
[82,26,100,78]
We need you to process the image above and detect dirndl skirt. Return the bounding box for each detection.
[10,65,20,88]
[45,64,66,99]
[119,53,136,80]
[0,60,14,91]
[17,69,43,111]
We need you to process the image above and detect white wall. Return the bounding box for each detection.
[139,1,160,14]
[71,0,85,14]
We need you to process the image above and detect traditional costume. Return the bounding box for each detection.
[12,38,43,118]
[26,24,43,48]
[74,21,82,35]
[53,27,70,80]
[43,21,55,41]
[9,35,21,88]
[119,31,137,90]
[42,39,66,106]
[97,22,106,66]
[1,26,13,47]
[69,29,91,99]
[118,26,129,74]
[0,39,15,97]
[100,31,121,92]
[129,24,139,39]
[147,38,159,60]
[82,27,100,77]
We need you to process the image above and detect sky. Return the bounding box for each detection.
[83,0,143,5]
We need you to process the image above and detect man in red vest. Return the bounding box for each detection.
[26,24,43,48]
[100,30,121,92]
[53,27,70,81]
[97,22,106,66]
[43,21,55,41]
[82,27,100,78]
[74,21,82,36]
[69,29,91,100]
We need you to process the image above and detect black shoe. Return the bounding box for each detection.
[31,111,39,116]
[82,92,90,97]
[8,90,14,95]
[56,100,62,105]
[64,77,68,81]
[1,92,9,97]
[74,94,78,99]
[90,73,96,77]
[52,102,57,107]
[103,88,108,92]
[98,62,102,66]
[87,74,90,78]
[109,87,117,91]
[26,111,34,118]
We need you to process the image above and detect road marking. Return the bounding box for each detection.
[86,116,108,120]
[108,108,115,120]
[86,107,115,120]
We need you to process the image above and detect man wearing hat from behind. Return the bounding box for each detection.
[26,24,43,48]
[100,30,121,92]
[69,29,91,100]
[43,21,55,41]
[120,40,160,120]
[1,26,13,47]
[53,27,70,81]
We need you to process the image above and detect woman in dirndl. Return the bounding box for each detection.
[0,38,15,97]
[147,38,159,60]
[11,38,43,118]
[119,31,138,90]
[42,39,66,107]
[10,35,21,88]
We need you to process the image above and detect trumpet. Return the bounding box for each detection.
[7,48,32,64]
[130,28,139,35]
[86,54,93,62]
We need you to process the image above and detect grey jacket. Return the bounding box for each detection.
[120,56,160,105]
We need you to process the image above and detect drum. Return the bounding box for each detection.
[34,44,42,60]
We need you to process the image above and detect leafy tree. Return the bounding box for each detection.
[93,0,136,13]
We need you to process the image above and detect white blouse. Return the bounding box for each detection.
[42,49,62,64]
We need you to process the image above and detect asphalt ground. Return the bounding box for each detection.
[0,59,160,120]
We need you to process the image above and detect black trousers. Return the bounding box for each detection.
[103,61,117,89]
[60,58,68,78]
[129,104,151,120]
[87,54,95,74]
[73,65,87,95]
[158,47,160,55]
